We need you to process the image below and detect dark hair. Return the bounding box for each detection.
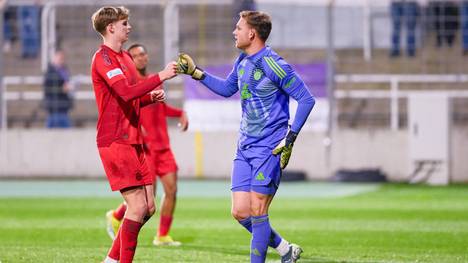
[239,11,272,42]
[127,43,147,53]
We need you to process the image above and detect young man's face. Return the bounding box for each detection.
[128,46,148,71]
[110,18,131,43]
[233,17,253,50]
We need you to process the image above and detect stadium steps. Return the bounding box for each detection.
[3,42,41,76]
[3,4,468,128]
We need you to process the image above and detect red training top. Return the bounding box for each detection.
[91,44,161,147]
[137,74,183,150]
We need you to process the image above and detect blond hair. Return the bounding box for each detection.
[91,6,129,36]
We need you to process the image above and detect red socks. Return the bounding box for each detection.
[107,218,142,263]
[120,218,142,263]
[107,227,121,260]
[158,215,173,237]
[113,204,127,220]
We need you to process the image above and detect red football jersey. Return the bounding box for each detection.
[91,45,162,147]
[141,102,183,150]
[137,73,183,150]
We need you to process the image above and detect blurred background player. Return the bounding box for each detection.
[106,43,189,247]
[177,10,315,263]
[90,6,177,263]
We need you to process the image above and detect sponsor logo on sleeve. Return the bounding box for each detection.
[106,68,124,79]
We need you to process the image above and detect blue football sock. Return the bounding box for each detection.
[251,215,271,263]
[269,228,282,248]
[238,216,253,232]
[239,216,282,248]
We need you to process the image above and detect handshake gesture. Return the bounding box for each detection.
[176,53,205,80]
[160,53,204,80]
[153,53,203,103]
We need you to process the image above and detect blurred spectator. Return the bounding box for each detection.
[43,50,73,128]
[1,0,16,53]
[428,0,459,47]
[390,0,421,57]
[461,0,468,54]
[17,3,40,58]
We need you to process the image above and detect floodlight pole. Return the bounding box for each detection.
[0,1,5,130]
[325,0,336,174]
[164,1,179,65]
[41,2,56,73]
[363,0,372,61]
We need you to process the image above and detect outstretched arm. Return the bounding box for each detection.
[177,53,241,98]
[110,74,162,102]
[199,72,239,98]
[94,54,177,102]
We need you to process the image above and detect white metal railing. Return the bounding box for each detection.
[3,74,468,129]
[1,75,184,100]
[335,74,468,130]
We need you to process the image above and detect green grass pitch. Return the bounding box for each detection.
[1,183,468,262]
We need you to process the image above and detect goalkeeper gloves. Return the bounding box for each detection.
[272,129,298,169]
[176,53,205,80]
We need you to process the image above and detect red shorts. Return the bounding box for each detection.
[144,144,178,178]
[98,143,153,191]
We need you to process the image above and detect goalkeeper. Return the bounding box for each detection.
[177,10,315,263]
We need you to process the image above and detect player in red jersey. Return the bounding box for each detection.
[90,6,177,263]
[106,43,188,247]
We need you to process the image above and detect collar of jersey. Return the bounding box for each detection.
[101,44,124,56]
[245,45,270,62]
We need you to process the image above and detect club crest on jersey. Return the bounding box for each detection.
[106,68,124,79]
[253,69,263,80]
[102,51,112,66]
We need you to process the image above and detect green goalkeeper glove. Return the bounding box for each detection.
[272,130,298,169]
[176,53,205,80]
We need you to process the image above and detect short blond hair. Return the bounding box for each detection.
[91,6,129,36]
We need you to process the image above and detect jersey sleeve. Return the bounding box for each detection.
[262,56,316,133]
[140,83,165,107]
[94,52,127,87]
[164,103,183,117]
[199,54,245,97]
[110,74,162,102]
[139,93,153,107]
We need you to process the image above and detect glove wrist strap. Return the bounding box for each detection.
[285,130,298,146]
[192,68,205,80]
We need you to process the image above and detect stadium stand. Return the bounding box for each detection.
[2,1,468,129]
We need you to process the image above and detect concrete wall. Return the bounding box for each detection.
[260,4,392,49]
[451,129,468,183]
[2,128,465,182]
